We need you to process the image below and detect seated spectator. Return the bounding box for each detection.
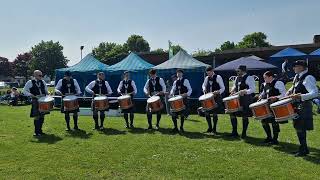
[10,87,20,106]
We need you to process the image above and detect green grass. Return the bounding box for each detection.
[0,105,320,179]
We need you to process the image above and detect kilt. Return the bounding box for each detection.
[293,100,313,131]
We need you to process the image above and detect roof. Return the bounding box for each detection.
[310,48,320,56]
[270,47,307,58]
[57,54,108,72]
[154,50,210,70]
[214,57,277,71]
[106,52,154,72]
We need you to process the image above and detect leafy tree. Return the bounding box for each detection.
[0,56,12,77]
[192,49,212,56]
[30,40,68,78]
[171,44,183,55]
[237,32,271,48]
[92,42,128,61]
[215,41,236,52]
[125,34,150,52]
[12,52,32,79]
[151,48,166,53]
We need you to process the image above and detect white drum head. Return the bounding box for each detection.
[147,96,160,103]
[270,98,292,107]
[94,96,107,101]
[169,95,183,102]
[118,95,131,100]
[223,94,239,102]
[38,96,54,102]
[199,93,214,101]
[63,95,78,101]
[249,99,268,108]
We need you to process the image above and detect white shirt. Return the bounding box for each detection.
[260,80,286,99]
[287,70,319,101]
[202,74,225,94]
[117,79,137,95]
[23,79,48,97]
[231,74,255,95]
[170,78,192,97]
[85,80,113,95]
[55,79,82,95]
[143,77,166,95]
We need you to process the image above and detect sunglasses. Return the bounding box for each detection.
[38,75,43,77]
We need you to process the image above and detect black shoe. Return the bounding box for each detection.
[263,138,272,144]
[241,133,247,139]
[212,130,218,135]
[147,126,153,130]
[205,129,213,133]
[180,127,185,133]
[171,128,179,133]
[228,132,239,137]
[74,126,79,130]
[295,151,308,157]
[270,139,279,145]
[33,133,41,137]
[39,131,46,135]
[155,125,159,130]
[93,126,99,130]
[99,126,104,130]
[125,125,130,129]
[130,124,134,128]
[66,128,71,131]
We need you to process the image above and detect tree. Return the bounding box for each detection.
[215,41,236,52]
[171,44,183,55]
[237,32,271,48]
[151,48,166,53]
[12,52,32,80]
[125,34,150,52]
[192,49,212,56]
[30,40,68,78]
[0,56,11,77]
[92,42,128,62]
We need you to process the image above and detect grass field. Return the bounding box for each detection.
[0,105,320,179]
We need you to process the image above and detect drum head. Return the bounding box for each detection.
[169,95,183,102]
[63,95,78,101]
[199,93,214,101]
[223,94,239,102]
[249,99,268,108]
[270,98,292,107]
[94,96,107,101]
[147,96,160,103]
[38,96,54,102]
[118,95,131,100]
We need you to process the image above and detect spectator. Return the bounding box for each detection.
[10,87,20,106]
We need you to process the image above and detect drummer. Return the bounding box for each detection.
[258,71,286,144]
[23,70,49,137]
[201,66,225,134]
[169,69,192,133]
[143,69,166,130]
[55,71,82,131]
[117,71,137,128]
[85,72,113,130]
[229,65,255,138]
[286,60,318,156]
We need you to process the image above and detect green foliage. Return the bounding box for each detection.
[0,56,12,77]
[151,48,166,53]
[171,44,183,55]
[192,49,213,56]
[237,32,271,48]
[12,52,32,79]
[0,106,320,179]
[215,41,236,52]
[92,42,128,62]
[125,34,150,53]
[29,40,68,78]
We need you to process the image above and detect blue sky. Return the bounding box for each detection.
[0,0,319,65]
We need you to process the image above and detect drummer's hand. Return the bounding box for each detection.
[30,94,37,98]
[230,91,235,95]
[213,91,220,96]
[268,96,278,103]
[291,94,301,101]
[239,90,247,96]
[158,91,164,96]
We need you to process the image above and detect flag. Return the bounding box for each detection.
[168,40,173,59]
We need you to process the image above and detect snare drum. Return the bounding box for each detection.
[118,95,133,110]
[38,96,54,113]
[147,96,163,112]
[168,95,185,113]
[94,96,109,111]
[199,93,217,111]
[270,98,297,122]
[63,95,79,112]
[223,95,242,113]
[249,99,273,120]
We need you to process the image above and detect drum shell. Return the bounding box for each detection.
[223,96,242,113]
[249,101,273,120]
[118,96,133,110]
[169,97,185,113]
[270,102,297,122]
[147,97,163,113]
[94,98,109,111]
[63,100,79,112]
[38,101,53,112]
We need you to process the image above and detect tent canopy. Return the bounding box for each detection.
[310,48,320,56]
[106,52,154,72]
[57,54,109,72]
[270,47,306,58]
[215,57,277,71]
[154,50,210,70]
[246,55,264,61]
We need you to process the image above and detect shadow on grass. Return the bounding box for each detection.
[128,127,155,134]
[30,134,63,144]
[185,118,201,123]
[244,136,320,164]
[217,132,242,141]
[157,127,213,139]
[66,129,93,139]
[99,128,127,135]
